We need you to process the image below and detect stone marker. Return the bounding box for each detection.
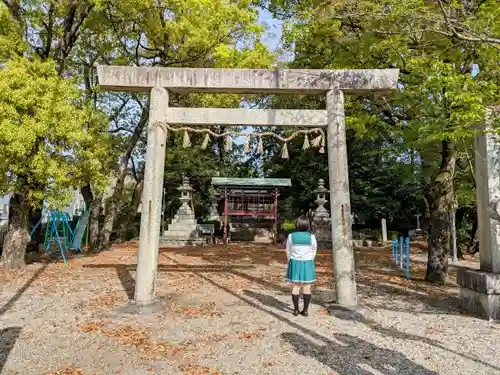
[457,107,500,320]
[96,66,399,307]
[381,218,388,243]
[415,214,422,231]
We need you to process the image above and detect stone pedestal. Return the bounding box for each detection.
[457,269,500,320]
[160,177,204,246]
[408,229,426,241]
[312,219,332,249]
[311,179,332,249]
[408,213,426,241]
[458,106,500,320]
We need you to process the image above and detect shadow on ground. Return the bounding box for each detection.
[85,263,257,301]
[87,245,463,316]
[82,248,498,374]
[0,327,22,373]
[0,262,49,316]
[243,289,499,374]
[282,331,438,375]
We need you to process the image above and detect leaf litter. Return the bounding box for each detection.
[1,241,486,375]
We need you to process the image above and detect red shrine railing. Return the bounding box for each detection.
[220,188,280,244]
[227,194,275,216]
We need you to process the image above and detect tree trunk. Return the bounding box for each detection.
[89,193,102,251]
[424,140,456,284]
[469,213,479,254]
[116,179,144,242]
[81,184,101,252]
[1,193,31,270]
[99,107,148,250]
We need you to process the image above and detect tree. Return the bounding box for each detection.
[0,4,24,60]
[1,0,275,251]
[81,0,274,248]
[262,0,499,282]
[0,57,110,269]
[1,0,111,257]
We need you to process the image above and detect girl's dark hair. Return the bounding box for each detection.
[295,216,310,232]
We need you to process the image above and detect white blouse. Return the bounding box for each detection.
[286,232,318,261]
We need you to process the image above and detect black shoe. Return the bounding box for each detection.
[301,293,311,317]
[292,294,299,316]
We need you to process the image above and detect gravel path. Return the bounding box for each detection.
[0,243,499,375]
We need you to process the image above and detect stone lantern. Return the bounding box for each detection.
[161,176,204,245]
[207,185,220,221]
[177,176,194,216]
[313,179,330,221]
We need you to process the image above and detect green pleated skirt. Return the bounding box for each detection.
[286,259,316,284]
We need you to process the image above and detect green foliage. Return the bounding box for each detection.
[258,0,499,237]
[0,57,111,208]
[282,219,295,231]
[2,0,275,229]
[0,4,25,61]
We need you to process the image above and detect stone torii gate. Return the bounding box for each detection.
[97,66,399,308]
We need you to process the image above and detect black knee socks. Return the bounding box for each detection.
[292,294,300,315]
[301,294,311,316]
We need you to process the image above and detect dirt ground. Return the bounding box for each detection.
[0,242,499,375]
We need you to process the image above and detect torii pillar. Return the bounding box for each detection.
[97,66,399,307]
[457,106,500,320]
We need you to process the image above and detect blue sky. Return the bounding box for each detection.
[258,8,283,54]
[235,8,284,145]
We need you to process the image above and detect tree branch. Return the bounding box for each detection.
[56,1,95,74]
[109,126,135,134]
[2,0,22,22]
[321,8,500,48]
[109,96,131,123]
[437,0,500,45]
[40,2,55,59]
[130,158,139,182]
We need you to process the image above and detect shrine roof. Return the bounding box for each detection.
[211,177,292,188]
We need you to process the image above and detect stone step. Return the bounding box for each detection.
[171,218,197,225]
[162,230,199,237]
[162,236,200,242]
[168,221,198,227]
[159,237,206,246]
[166,224,198,232]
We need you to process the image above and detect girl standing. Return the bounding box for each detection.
[285,216,317,316]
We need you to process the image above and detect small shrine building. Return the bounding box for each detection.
[211,177,292,244]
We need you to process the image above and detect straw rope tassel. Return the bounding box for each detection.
[319,133,325,154]
[244,135,251,153]
[224,134,232,151]
[281,142,289,159]
[302,134,310,150]
[311,133,322,148]
[182,130,191,148]
[201,133,210,149]
[257,137,264,154]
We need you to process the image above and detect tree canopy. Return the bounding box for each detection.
[0,57,110,207]
[1,0,499,282]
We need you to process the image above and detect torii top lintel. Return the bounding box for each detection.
[97,66,399,95]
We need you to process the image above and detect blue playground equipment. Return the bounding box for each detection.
[391,236,411,280]
[30,208,89,264]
